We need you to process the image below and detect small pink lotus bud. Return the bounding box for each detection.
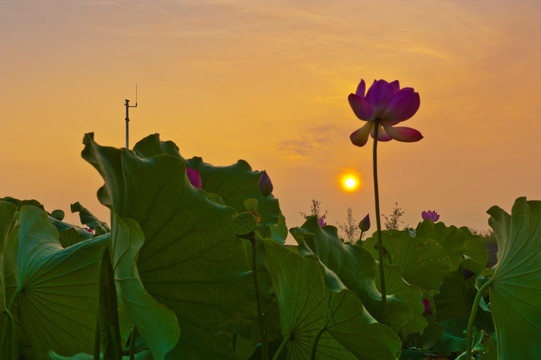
[422,299,431,316]
[187,168,202,189]
[258,170,273,196]
[359,214,370,232]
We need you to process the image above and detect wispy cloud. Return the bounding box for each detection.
[277,124,342,158]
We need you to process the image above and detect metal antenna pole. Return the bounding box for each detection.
[124,85,138,149]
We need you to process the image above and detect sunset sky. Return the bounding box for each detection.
[1,0,540,238]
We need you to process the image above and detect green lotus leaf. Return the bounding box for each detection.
[0,201,17,360]
[71,202,110,235]
[487,197,541,359]
[0,197,44,211]
[324,273,402,359]
[186,156,286,242]
[416,221,488,270]
[130,134,285,232]
[364,229,451,291]
[431,266,493,339]
[82,133,257,359]
[0,201,17,310]
[290,217,412,328]
[376,263,426,336]
[263,239,401,359]
[48,349,153,360]
[11,205,110,360]
[434,269,477,322]
[48,215,95,245]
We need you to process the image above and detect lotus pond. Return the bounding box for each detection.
[1,79,540,360]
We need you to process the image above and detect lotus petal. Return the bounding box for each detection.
[366,80,395,117]
[350,122,373,147]
[348,94,373,121]
[382,90,420,125]
[384,126,423,142]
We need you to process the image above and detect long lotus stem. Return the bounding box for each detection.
[465,279,492,359]
[1,310,16,360]
[130,325,137,360]
[252,238,268,360]
[310,327,327,360]
[373,119,387,323]
[93,316,100,360]
[272,334,292,360]
[262,195,269,238]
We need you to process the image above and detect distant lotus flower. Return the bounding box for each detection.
[349,79,423,147]
[187,168,202,189]
[318,218,327,227]
[422,299,431,316]
[84,228,94,233]
[259,170,273,196]
[359,214,371,232]
[422,210,440,222]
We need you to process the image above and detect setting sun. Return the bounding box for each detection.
[340,174,361,192]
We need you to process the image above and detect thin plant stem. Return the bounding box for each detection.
[252,237,268,360]
[1,310,16,360]
[130,325,137,360]
[465,279,492,359]
[310,327,327,360]
[272,334,292,360]
[262,195,269,239]
[93,316,100,360]
[372,119,387,323]
[6,288,21,313]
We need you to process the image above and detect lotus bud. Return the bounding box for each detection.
[187,168,202,189]
[359,214,370,232]
[422,299,431,316]
[258,170,273,196]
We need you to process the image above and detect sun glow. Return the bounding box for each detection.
[340,174,361,192]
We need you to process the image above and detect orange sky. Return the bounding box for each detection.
[1,0,540,237]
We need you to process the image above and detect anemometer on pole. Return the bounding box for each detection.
[124,85,138,149]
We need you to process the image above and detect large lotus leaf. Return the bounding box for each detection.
[48,349,153,360]
[364,230,451,291]
[49,217,95,248]
[82,133,256,359]
[263,239,401,359]
[0,201,17,310]
[132,134,286,239]
[376,263,427,336]
[290,217,412,328]
[487,197,541,359]
[416,221,488,270]
[12,205,110,360]
[186,156,281,219]
[71,202,110,235]
[434,269,477,322]
[0,197,44,211]
[187,156,287,243]
[0,201,17,359]
[324,272,402,359]
[261,239,353,359]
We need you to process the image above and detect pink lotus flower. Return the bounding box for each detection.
[318,218,327,227]
[349,79,423,147]
[422,210,440,222]
[187,168,202,189]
